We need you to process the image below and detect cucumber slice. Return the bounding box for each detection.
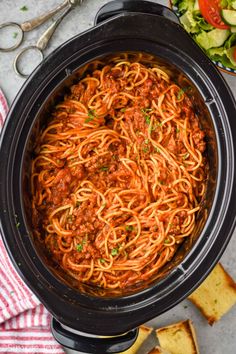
[179,12,192,32]
[225,46,236,67]
[196,29,230,50]
[232,1,236,10]
[207,29,229,47]
[221,9,236,26]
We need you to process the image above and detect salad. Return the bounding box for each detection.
[172,0,236,70]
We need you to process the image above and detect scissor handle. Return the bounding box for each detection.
[37,5,74,51]
[13,46,44,78]
[0,22,24,52]
[21,0,69,32]
[12,0,82,78]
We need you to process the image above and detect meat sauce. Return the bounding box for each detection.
[31,55,207,290]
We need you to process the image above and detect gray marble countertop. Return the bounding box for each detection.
[0,1,235,353]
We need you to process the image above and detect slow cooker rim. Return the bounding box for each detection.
[0,12,236,335]
[18,44,227,302]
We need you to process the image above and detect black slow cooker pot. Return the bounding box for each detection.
[1,1,236,353]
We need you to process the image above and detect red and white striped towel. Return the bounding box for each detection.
[0,89,8,126]
[0,89,65,354]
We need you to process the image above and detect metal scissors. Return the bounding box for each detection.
[0,0,82,78]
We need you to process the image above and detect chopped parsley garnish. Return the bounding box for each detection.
[152,122,162,130]
[176,128,180,133]
[20,5,28,11]
[13,32,18,38]
[125,225,134,231]
[85,109,96,123]
[177,86,191,100]
[101,203,106,209]
[120,108,126,112]
[155,147,160,153]
[100,166,109,171]
[111,248,118,256]
[100,258,105,263]
[144,115,151,125]
[76,201,81,207]
[76,244,83,252]
[144,139,149,145]
[142,146,149,153]
[16,222,20,229]
[177,89,184,100]
[141,108,151,125]
[164,239,170,244]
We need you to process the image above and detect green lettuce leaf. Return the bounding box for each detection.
[192,12,213,30]
[172,0,195,13]
[224,33,236,48]
[222,0,236,9]
[174,0,236,69]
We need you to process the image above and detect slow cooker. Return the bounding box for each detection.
[0,1,236,353]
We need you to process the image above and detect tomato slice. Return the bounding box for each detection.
[233,47,236,62]
[199,0,229,29]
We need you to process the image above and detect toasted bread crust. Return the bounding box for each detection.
[156,320,199,354]
[148,345,170,354]
[188,263,236,325]
[120,325,152,354]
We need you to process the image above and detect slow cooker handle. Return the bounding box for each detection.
[51,318,139,353]
[94,0,179,26]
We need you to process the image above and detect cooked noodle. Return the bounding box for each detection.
[31,53,208,290]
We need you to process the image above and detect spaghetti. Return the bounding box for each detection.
[31,53,208,290]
